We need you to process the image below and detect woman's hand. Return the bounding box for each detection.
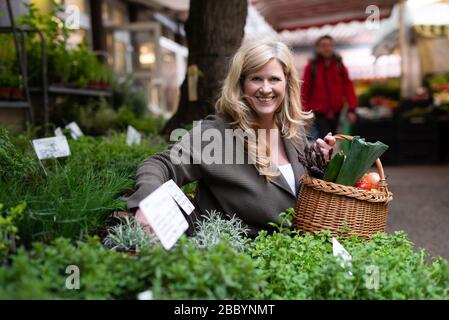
[135,208,155,236]
[315,132,336,161]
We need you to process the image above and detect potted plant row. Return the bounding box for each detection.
[0,72,24,101]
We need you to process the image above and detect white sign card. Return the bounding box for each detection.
[137,290,153,300]
[139,184,189,250]
[162,180,195,215]
[54,127,64,137]
[127,125,142,146]
[332,237,353,276]
[32,136,71,160]
[65,122,83,140]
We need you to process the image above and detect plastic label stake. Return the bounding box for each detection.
[162,180,195,215]
[32,136,71,160]
[127,125,142,146]
[139,183,189,250]
[65,122,83,140]
[332,237,353,276]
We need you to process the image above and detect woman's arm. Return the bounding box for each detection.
[127,115,225,211]
[127,150,201,210]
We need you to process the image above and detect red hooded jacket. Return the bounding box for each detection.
[301,54,357,119]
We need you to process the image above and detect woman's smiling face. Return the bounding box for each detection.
[243,59,286,122]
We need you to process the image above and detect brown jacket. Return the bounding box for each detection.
[127,113,306,237]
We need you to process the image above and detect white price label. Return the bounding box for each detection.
[163,180,195,215]
[32,136,71,160]
[332,237,353,276]
[65,122,83,140]
[137,290,153,300]
[127,125,142,146]
[139,185,189,250]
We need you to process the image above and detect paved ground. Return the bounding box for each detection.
[384,164,449,260]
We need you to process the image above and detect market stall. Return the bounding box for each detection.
[363,0,449,164]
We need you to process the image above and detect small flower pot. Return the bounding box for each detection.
[0,87,12,99]
[10,87,23,100]
[49,74,63,84]
[100,82,111,90]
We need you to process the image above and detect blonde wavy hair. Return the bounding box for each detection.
[215,36,313,179]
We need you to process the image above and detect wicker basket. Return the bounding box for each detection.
[294,135,393,239]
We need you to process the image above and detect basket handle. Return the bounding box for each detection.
[333,134,388,191]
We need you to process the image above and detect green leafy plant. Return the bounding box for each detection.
[268,207,296,235]
[16,1,69,85]
[335,137,389,186]
[0,202,26,264]
[190,210,250,251]
[65,133,166,179]
[0,34,21,86]
[0,128,168,246]
[0,236,263,300]
[0,237,148,299]
[16,2,113,89]
[0,128,40,184]
[103,216,158,252]
[0,71,11,88]
[181,181,198,198]
[0,219,448,299]
[1,163,131,245]
[112,77,149,118]
[247,221,449,299]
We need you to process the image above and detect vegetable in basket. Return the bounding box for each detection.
[322,151,345,182]
[297,143,327,179]
[335,137,388,187]
[354,172,381,191]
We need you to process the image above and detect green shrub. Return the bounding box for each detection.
[112,77,148,118]
[103,216,158,252]
[1,220,448,299]
[0,237,145,299]
[0,130,165,245]
[0,236,262,300]
[114,106,166,135]
[147,237,262,299]
[0,128,40,184]
[0,203,26,264]
[190,210,250,252]
[66,133,166,179]
[1,163,131,245]
[247,219,449,299]
[72,98,119,136]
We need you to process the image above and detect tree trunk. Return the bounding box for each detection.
[162,0,247,135]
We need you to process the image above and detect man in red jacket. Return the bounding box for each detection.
[301,35,357,139]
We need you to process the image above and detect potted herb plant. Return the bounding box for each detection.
[0,72,12,99]
[9,75,24,100]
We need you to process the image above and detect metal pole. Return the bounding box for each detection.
[37,30,49,133]
[6,0,34,123]
[399,0,405,99]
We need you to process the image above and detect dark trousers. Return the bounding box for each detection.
[312,112,340,140]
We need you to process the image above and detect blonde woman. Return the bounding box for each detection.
[128,37,336,237]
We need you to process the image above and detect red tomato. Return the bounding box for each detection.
[365,172,380,189]
[354,180,372,190]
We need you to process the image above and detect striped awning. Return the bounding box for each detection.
[414,24,449,38]
[250,0,397,31]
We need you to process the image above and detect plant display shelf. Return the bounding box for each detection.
[0,0,35,123]
[29,85,112,98]
[0,101,30,109]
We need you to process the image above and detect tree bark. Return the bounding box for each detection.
[162,0,247,134]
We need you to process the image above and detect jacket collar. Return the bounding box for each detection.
[269,137,305,197]
[216,113,305,197]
